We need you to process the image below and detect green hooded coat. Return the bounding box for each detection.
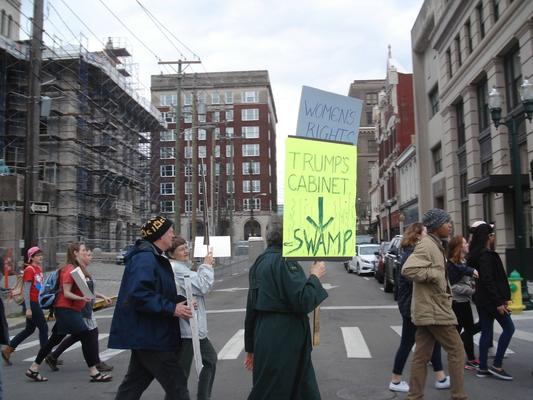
[244,246,328,400]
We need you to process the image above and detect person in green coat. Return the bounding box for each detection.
[244,216,328,400]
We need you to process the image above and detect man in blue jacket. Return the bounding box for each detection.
[109,216,193,400]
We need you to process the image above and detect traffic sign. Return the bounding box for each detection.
[30,201,50,214]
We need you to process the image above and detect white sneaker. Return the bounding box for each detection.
[389,380,409,392]
[435,376,450,389]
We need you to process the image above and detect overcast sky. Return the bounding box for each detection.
[21,0,424,201]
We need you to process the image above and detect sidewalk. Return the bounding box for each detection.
[3,254,251,329]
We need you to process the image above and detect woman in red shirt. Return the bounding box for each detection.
[2,247,48,365]
[25,242,112,383]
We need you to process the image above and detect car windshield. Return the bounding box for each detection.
[359,245,380,255]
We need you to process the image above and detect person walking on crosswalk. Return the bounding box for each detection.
[2,247,48,366]
[109,216,193,400]
[402,208,469,400]
[167,236,217,400]
[244,216,328,400]
[389,222,450,393]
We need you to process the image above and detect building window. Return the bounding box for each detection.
[476,76,490,133]
[212,111,220,122]
[243,161,260,175]
[211,92,220,104]
[160,147,175,159]
[198,129,207,141]
[429,85,440,117]
[214,128,220,139]
[446,48,452,78]
[160,200,174,213]
[198,163,207,176]
[227,198,235,211]
[243,91,258,103]
[367,139,377,153]
[214,145,220,158]
[465,20,472,54]
[480,136,493,177]
[226,163,234,175]
[226,144,234,157]
[184,146,192,159]
[160,94,177,106]
[243,198,261,211]
[215,163,220,175]
[184,129,192,141]
[242,144,260,157]
[432,144,442,174]
[366,111,373,125]
[492,0,500,22]
[185,182,192,195]
[477,2,485,40]
[243,180,261,193]
[160,182,174,195]
[185,200,192,213]
[161,111,175,123]
[365,92,378,106]
[242,108,259,121]
[160,165,175,177]
[1,11,6,37]
[185,165,192,176]
[225,91,233,104]
[455,34,462,67]
[184,93,192,106]
[504,45,522,112]
[226,110,234,121]
[184,114,192,123]
[198,113,206,123]
[198,146,207,158]
[225,127,234,138]
[226,180,234,194]
[160,130,176,141]
[242,126,260,139]
[455,100,466,148]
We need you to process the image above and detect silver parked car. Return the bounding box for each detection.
[344,244,380,275]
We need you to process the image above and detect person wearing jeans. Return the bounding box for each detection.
[467,223,515,380]
[390,222,449,393]
[402,209,468,400]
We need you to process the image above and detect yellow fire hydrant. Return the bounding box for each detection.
[508,270,525,314]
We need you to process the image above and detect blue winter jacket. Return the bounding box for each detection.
[108,239,186,351]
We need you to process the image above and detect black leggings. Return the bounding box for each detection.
[35,324,99,367]
[452,301,476,360]
[51,327,101,363]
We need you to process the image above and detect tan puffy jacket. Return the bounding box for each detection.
[401,234,457,326]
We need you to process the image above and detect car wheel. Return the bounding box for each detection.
[356,263,360,275]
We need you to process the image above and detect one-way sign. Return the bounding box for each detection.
[30,201,50,214]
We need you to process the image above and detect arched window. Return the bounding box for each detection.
[1,10,6,37]
[7,15,12,38]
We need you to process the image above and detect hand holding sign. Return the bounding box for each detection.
[310,261,326,279]
[203,247,214,267]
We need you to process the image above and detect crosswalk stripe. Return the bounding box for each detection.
[494,326,533,342]
[22,334,111,362]
[15,340,40,351]
[341,327,371,358]
[472,333,514,354]
[99,348,126,361]
[218,329,244,360]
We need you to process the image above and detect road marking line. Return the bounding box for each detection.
[15,340,40,351]
[363,277,370,281]
[207,305,397,314]
[341,327,371,358]
[218,329,244,360]
[494,326,533,342]
[99,348,126,361]
[22,334,111,362]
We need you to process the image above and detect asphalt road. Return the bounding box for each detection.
[2,260,533,399]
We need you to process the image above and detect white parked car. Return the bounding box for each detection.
[344,244,380,275]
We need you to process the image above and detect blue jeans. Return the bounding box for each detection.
[392,316,443,375]
[10,301,49,348]
[477,306,515,370]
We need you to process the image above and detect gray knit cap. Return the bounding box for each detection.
[422,208,451,231]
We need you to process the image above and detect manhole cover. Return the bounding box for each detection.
[336,386,397,400]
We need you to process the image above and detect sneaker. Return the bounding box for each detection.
[45,354,59,372]
[476,369,491,378]
[465,359,480,370]
[95,362,113,372]
[488,366,513,381]
[435,376,450,389]
[389,380,409,392]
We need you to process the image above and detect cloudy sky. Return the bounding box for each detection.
[21,0,424,199]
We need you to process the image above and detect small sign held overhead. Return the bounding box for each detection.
[29,201,50,214]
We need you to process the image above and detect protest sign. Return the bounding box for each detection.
[282,136,357,259]
[295,86,363,145]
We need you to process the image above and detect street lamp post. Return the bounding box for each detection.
[488,80,533,309]
[385,200,393,241]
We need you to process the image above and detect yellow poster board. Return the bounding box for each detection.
[282,136,357,258]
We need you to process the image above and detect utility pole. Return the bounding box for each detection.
[191,91,198,241]
[210,126,216,235]
[157,60,201,234]
[23,0,44,253]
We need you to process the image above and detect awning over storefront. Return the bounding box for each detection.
[467,174,530,194]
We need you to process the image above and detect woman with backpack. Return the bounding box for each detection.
[25,242,112,382]
[2,247,48,366]
[45,247,113,372]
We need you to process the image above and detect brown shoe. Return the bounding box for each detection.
[2,346,14,366]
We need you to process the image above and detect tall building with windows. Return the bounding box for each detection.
[151,71,278,243]
[348,79,384,236]
[412,0,533,272]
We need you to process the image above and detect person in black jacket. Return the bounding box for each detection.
[389,222,449,393]
[467,223,515,381]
